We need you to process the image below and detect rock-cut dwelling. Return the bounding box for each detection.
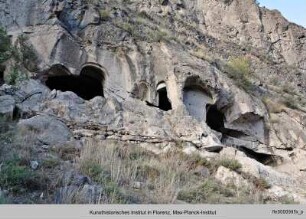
[45,64,105,100]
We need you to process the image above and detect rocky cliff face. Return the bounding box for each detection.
[0,0,305,204]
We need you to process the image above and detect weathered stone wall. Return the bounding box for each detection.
[0,0,306,165]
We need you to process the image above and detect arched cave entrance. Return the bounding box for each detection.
[45,64,105,100]
[157,82,172,111]
[206,104,225,132]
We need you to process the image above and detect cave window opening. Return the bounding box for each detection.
[0,70,4,85]
[45,65,105,100]
[157,83,172,111]
[80,66,105,98]
[206,104,225,132]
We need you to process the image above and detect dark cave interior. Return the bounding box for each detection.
[206,104,225,132]
[45,66,104,100]
[0,66,4,85]
[157,87,172,111]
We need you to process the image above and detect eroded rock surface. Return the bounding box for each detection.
[0,0,306,204]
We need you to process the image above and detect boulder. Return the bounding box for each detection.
[0,95,15,119]
[15,79,50,116]
[219,147,293,187]
[0,84,16,96]
[237,155,293,187]
[17,115,72,145]
[215,166,250,188]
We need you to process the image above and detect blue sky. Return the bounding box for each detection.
[258,0,306,27]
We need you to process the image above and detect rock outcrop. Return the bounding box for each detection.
[0,0,305,204]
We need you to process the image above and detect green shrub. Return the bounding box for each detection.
[177,179,233,203]
[79,159,131,204]
[80,161,103,181]
[115,19,172,43]
[282,96,299,110]
[42,158,60,169]
[225,57,254,91]
[103,180,131,204]
[183,153,210,170]
[17,35,38,68]
[217,158,242,171]
[0,27,12,63]
[0,157,38,192]
[4,65,27,85]
[100,9,111,21]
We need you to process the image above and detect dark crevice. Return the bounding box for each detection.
[0,66,5,85]
[146,101,159,108]
[221,129,250,139]
[274,147,294,151]
[161,0,169,6]
[237,146,279,166]
[157,87,172,111]
[0,71,4,86]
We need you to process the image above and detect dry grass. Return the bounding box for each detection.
[0,121,60,203]
[215,157,242,172]
[225,56,254,91]
[262,97,286,114]
[0,117,295,204]
[77,139,201,203]
[75,139,272,204]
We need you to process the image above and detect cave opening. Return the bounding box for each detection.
[0,70,4,86]
[0,65,5,85]
[206,104,225,132]
[206,104,252,140]
[45,65,105,100]
[157,83,172,111]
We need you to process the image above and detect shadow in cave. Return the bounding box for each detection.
[238,146,279,166]
[206,105,225,132]
[0,72,3,86]
[206,104,250,138]
[46,75,103,100]
[207,105,277,165]
[0,66,4,85]
[157,87,172,111]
